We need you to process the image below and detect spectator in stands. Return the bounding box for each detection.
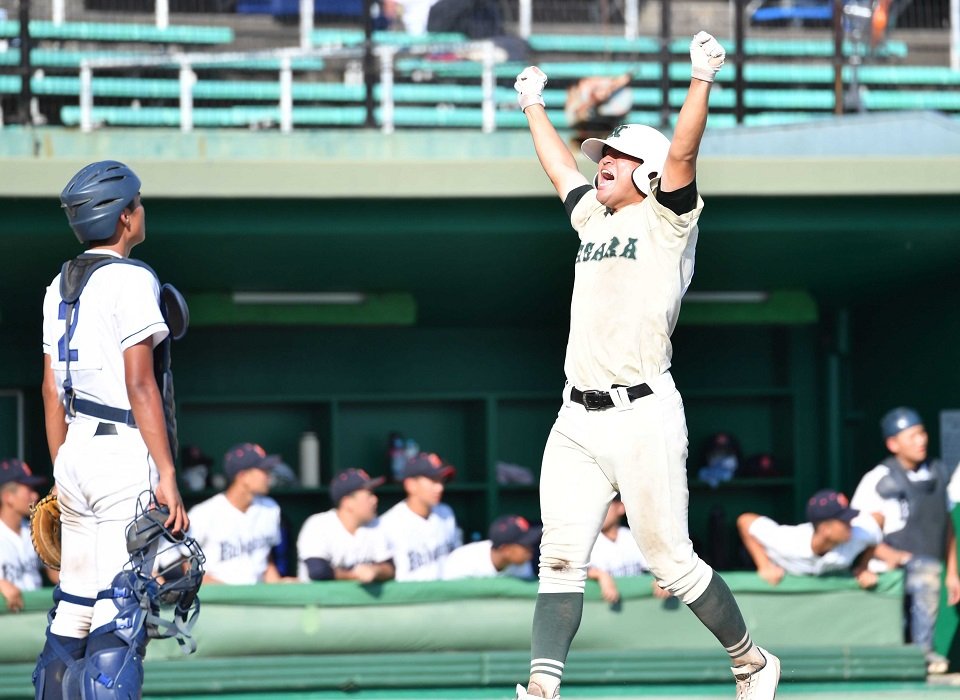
[442,514,540,580]
[851,407,960,674]
[426,0,503,39]
[0,459,56,612]
[565,73,634,146]
[376,452,461,580]
[179,442,297,584]
[588,496,671,603]
[297,468,394,583]
[737,489,883,588]
[383,0,438,35]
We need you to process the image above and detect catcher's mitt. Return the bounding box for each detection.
[30,491,61,570]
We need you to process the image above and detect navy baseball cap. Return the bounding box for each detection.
[489,515,542,549]
[330,468,385,504]
[806,489,858,525]
[402,452,455,482]
[224,443,280,480]
[0,459,47,489]
[881,407,923,439]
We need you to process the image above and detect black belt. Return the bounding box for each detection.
[94,422,118,436]
[571,383,653,410]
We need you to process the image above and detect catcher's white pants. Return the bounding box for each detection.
[50,417,157,638]
[538,371,713,604]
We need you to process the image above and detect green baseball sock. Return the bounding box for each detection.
[686,573,764,667]
[528,592,583,697]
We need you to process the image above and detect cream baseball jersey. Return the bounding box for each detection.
[296,509,391,581]
[748,513,882,575]
[187,493,281,584]
[565,179,703,389]
[0,520,43,591]
[441,540,535,580]
[377,501,460,581]
[589,527,650,577]
[41,251,168,418]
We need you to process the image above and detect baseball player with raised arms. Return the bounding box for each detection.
[376,452,461,581]
[34,161,190,699]
[511,32,780,699]
[0,460,54,613]
[297,468,394,583]
[184,442,293,584]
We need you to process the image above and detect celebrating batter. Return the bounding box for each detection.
[512,32,780,700]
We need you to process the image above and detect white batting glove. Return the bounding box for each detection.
[514,66,547,111]
[690,31,725,83]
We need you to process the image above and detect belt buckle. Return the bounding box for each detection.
[581,390,606,410]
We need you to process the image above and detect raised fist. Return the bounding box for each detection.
[690,31,726,83]
[514,66,547,111]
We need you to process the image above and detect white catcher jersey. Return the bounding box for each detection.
[41,250,168,420]
[377,501,461,581]
[589,526,650,577]
[0,520,43,591]
[296,509,392,581]
[441,540,535,580]
[748,513,882,576]
[186,493,281,584]
[566,180,703,389]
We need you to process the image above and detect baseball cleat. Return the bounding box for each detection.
[514,683,559,699]
[731,647,780,699]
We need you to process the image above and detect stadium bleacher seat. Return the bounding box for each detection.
[751,0,833,23]
[0,49,324,71]
[237,0,364,17]
[0,20,233,45]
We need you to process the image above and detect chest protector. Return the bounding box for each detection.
[59,253,189,457]
[875,456,950,560]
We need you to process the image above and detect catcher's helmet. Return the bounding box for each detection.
[581,124,671,197]
[60,160,141,243]
[880,406,923,439]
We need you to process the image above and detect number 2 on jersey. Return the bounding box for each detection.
[57,300,79,362]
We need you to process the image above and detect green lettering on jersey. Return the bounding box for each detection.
[620,238,638,260]
[605,236,620,258]
[582,242,594,260]
[575,244,584,263]
[591,244,606,261]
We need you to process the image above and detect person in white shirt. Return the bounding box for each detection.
[738,489,883,589]
[587,496,670,604]
[297,468,394,583]
[443,515,540,581]
[377,452,461,581]
[0,459,55,612]
[186,443,294,585]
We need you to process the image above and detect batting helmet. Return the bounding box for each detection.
[581,123,671,197]
[880,406,923,439]
[60,160,141,243]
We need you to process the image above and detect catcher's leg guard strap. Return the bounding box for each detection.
[33,630,86,700]
[67,571,150,699]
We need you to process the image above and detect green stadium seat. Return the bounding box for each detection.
[0,48,324,71]
[0,20,233,45]
[60,105,368,127]
[312,28,468,47]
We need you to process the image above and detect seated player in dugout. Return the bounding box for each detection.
[174,443,297,584]
[442,514,541,580]
[588,495,672,605]
[0,459,58,613]
[738,489,883,588]
[376,452,461,581]
[297,468,394,583]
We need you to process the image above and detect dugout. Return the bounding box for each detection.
[0,112,959,671]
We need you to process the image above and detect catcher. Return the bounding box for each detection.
[33,161,200,700]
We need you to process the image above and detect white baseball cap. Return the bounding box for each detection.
[581,124,671,196]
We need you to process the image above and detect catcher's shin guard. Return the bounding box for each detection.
[33,631,87,700]
[64,571,152,699]
[33,588,94,700]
